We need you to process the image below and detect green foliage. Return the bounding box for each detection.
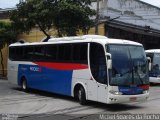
[0,21,17,49]
[54,0,95,36]
[10,0,56,38]
[10,0,95,37]
[0,21,18,77]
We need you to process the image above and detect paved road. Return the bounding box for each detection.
[0,80,160,120]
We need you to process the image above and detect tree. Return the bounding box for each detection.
[0,21,18,77]
[10,0,57,39]
[10,0,95,37]
[54,0,95,36]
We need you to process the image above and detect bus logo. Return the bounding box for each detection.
[30,66,42,72]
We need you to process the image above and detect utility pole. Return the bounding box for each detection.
[95,0,100,35]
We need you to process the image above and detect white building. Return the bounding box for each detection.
[91,0,160,49]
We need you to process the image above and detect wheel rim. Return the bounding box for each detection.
[78,89,82,101]
[22,80,26,90]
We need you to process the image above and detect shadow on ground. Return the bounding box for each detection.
[12,87,144,112]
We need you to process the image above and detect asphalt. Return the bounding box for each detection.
[0,79,160,120]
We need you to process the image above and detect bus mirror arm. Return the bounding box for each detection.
[147,57,151,71]
[106,53,112,69]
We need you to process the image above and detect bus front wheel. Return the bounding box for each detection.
[78,87,86,105]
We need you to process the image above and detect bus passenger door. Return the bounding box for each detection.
[87,79,97,101]
[97,83,108,103]
[96,60,108,103]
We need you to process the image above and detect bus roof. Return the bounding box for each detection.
[145,49,160,53]
[10,35,142,47]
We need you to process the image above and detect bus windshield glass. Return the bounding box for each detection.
[107,45,149,86]
[152,53,160,75]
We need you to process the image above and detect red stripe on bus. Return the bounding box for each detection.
[34,62,88,70]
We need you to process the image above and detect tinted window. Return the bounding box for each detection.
[58,45,65,61]
[23,46,34,60]
[90,43,107,84]
[9,47,16,60]
[16,47,23,60]
[46,45,57,61]
[34,46,45,60]
[72,43,88,63]
[9,43,88,64]
[64,44,72,61]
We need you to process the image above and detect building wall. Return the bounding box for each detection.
[105,25,160,49]
[18,24,105,42]
[0,23,105,78]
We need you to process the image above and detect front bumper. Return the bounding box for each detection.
[107,92,149,104]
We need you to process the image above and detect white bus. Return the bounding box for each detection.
[145,49,160,83]
[8,35,149,104]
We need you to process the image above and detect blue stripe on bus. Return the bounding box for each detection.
[118,86,144,95]
[18,64,73,96]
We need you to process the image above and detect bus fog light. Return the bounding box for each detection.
[109,98,118,101]
[109,90,122,95]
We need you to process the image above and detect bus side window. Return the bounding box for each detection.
[72,43,88,64]
[57,44,72,62]
[9,47,24,61]
[9,47,16,60]
[23,46,34,60]
[90,43,107,84]
[34,46,45,61]
[15,47,23,60]
[45,45,58,61]
[63,44,72,61]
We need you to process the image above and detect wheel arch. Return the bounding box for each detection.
[73,82,87,100]
[18,75,27,86]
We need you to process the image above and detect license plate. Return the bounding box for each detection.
[130,97,137,101]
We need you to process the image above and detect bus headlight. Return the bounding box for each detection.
[109,90,122,95]
[143,90,149,94]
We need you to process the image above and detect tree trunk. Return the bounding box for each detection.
[37,23,50,39]
[0,49,5,77]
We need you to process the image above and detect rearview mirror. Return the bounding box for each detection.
[106,53,112,69]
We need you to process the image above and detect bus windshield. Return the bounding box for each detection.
[151,53,160,76]
[107,45,149,86]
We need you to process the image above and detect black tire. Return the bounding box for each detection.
[21,78,28,92]
[78,87,87,105]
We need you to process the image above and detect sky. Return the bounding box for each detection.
[0,0,160,9]
[0,0,19,9]
[140,0,160,7]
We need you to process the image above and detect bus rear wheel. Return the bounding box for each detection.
[21,78,28,91]
[78,87,86,105]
